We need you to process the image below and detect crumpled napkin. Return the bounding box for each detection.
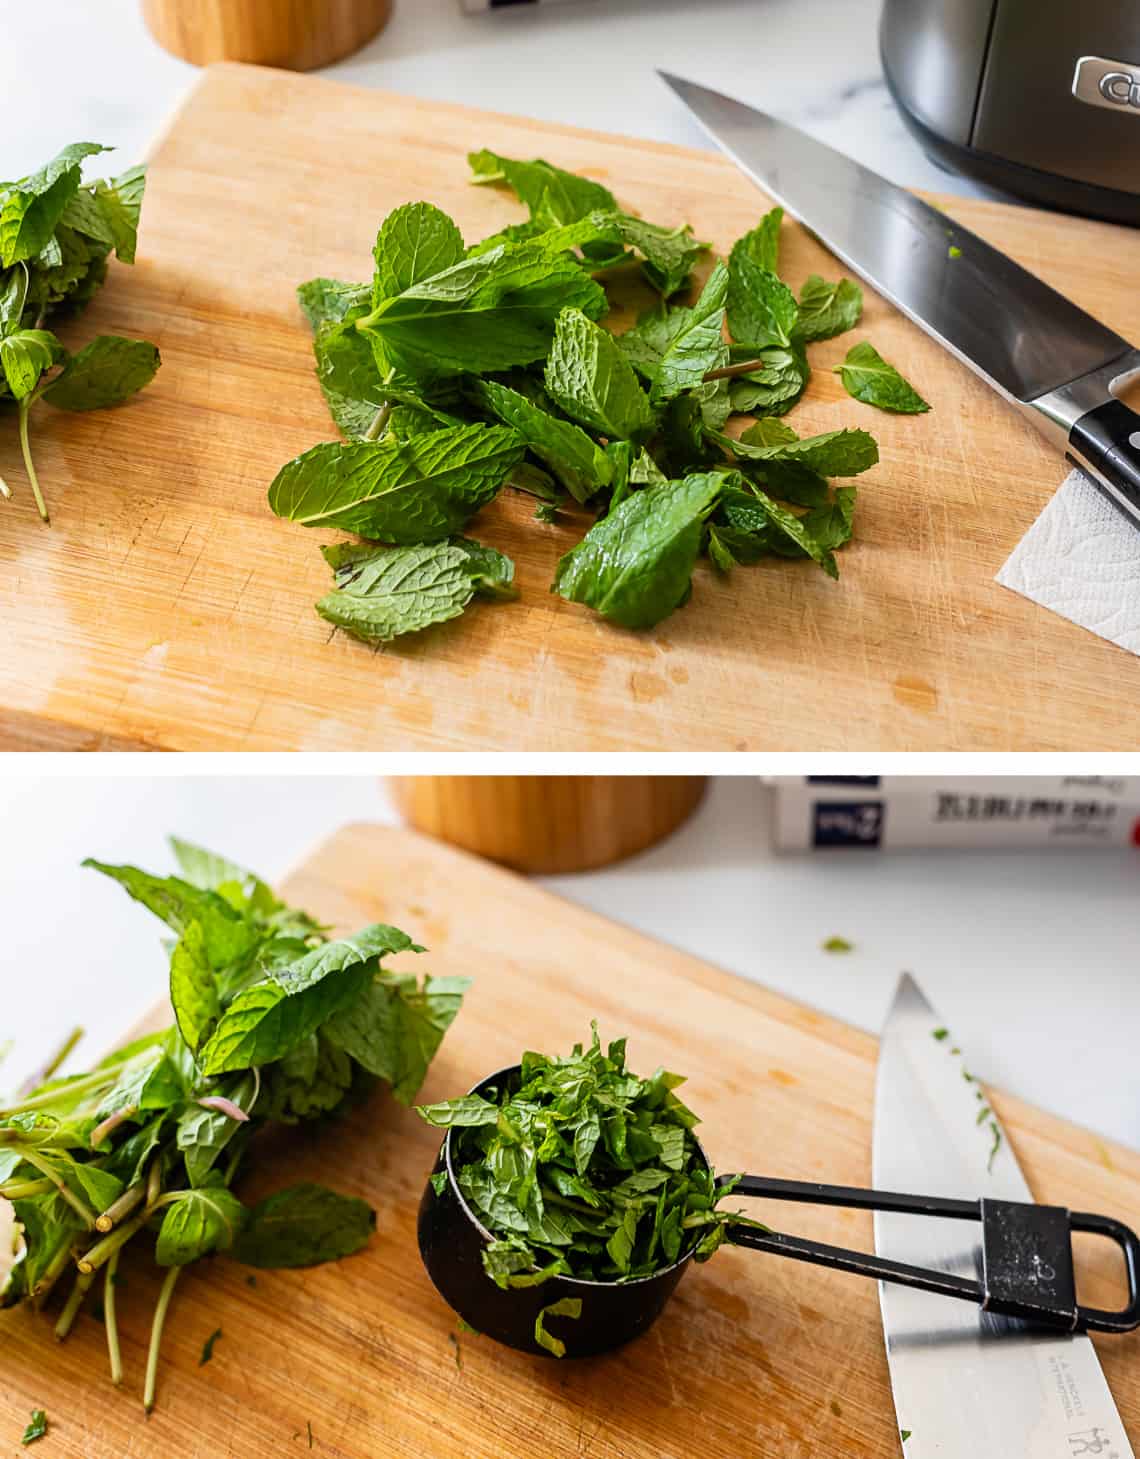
[996,468,1140,657]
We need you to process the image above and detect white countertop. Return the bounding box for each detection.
[2,776,1137,1157]
[3,0,992,197]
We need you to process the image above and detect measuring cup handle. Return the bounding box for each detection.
[1070,1210,1140,1334]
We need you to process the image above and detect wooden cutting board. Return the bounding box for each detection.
[2,823,1137,1457]
[3,65,1140,750]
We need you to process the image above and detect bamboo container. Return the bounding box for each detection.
[141,0,393,71]
[388,777,708,875]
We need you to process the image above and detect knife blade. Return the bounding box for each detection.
[873,973,1134,1458]
[659,72,1140,532]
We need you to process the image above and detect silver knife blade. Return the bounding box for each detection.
[874,973,1134,1458]
[658,72,1132,406]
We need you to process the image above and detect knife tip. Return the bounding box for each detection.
[885,970,937,1028]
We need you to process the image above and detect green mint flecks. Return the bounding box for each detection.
[199,1328,222,1366]
[931,1023,1002,1171]
[1,838,467,1413]
[21,1411,48,1446]
[835,341,931,414]
[822,936,854,953]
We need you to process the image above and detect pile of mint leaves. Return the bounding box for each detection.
[0,838,466,1412]
[271,149,928,645]
[418,1027,761,1354]
[0,143,161,523]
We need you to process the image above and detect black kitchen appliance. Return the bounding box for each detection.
[881,0,1140,223]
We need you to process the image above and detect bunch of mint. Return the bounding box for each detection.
[0,144,160,522]
[418,1027,762,1355]
[0,839,466,1411]
[271,150,928,645]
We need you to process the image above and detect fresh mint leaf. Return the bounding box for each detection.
[233,1184,375,1269]
[610,214,705,297]
[0,143,110,266]
[727,246,798,349]
[453,538,516,599]
[554,473,722,628]
[268,423,525,540]
[358,237,607,381]
[317,543,475,644]
[418,1094,500,1128]
[644,262,728,406]
[544,307,654,442]
[169,921,221,1055]
[0,329,63,399]
[372,202,465,303]
[177,1072,257,1187]
[154,1181,246,1266]
[270,924,421,995]
[82,859,256,958]
[383,973,470,1104]
[719,424,879,477]
[298,276,370,331]
[0,266,29,335]
[835,341,930,413]
[41,335,159,411]
[800,486,857,552]
[470,378,612,503]
[534,1297,582,1358]
[740,481,839,579]
[732,207,783,273]
[92,164,146,264]
[794,275,863,343]
[726,344,809,417]
[197,964,370,1075]
[469,150,616,227]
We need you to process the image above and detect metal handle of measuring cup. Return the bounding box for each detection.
[716,1175,1140,1335]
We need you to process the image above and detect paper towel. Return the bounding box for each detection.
[996,468,1140,656]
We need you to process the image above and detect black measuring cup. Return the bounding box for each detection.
[417,1065,1140,1359]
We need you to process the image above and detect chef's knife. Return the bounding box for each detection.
[874,973,1134,1457]
[660,73,1140,534]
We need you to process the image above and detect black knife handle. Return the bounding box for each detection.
[1068,397,1140,527]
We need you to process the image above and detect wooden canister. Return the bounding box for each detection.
[388,777,708,875]
[141,0,393,71]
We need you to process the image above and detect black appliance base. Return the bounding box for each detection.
[882,54,1140,228]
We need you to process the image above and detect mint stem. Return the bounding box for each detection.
[17,1026,83,1095]
[0,1177,54,1200]
[0,1067,112,1116]
[96,1179,146,1234]
[18,1150,96,1229]
[53,1267,95,1340]
[363,401,392,441]
[703,357,768,382]
[104,1250,123,1386]
[17,397,49,524]
[143,1266,181,1413]
[77,1208,149,1275]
